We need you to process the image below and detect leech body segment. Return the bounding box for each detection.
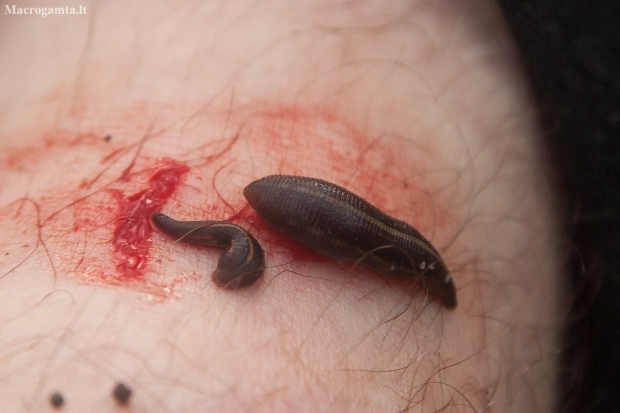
[151,213,265,289]
[243,175,456,309]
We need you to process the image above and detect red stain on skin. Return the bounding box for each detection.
[111,162,189,277]
[0,98,451,301]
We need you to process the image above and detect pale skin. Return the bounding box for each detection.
[0,0,563,412]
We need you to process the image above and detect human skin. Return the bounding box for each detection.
[0,0,563,412]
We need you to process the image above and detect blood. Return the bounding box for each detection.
[0,100,446,298]
[111,161,189,278]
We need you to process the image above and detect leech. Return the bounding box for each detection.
[151,212,265,289]
[243,175,456,309]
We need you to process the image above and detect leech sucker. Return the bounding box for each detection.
[151,212,265,289]
[243,175,456,309]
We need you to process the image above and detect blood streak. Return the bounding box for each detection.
[111,161,189,277]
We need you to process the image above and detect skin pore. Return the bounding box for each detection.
[0,0,563,412]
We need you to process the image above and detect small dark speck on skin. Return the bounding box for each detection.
[104,134,112,142]
[49,392,64,409]
[112,382,132,406]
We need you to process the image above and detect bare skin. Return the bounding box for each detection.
[0,0,562,412]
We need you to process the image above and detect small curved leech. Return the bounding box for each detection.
[243,175,456,309]
[151,212,265,289]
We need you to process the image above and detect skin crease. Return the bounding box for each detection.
[0,0,563,412]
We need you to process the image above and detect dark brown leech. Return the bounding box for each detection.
[151,213,265,289]
[243,175,456,309]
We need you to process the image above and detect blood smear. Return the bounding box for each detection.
[111,162,189,277]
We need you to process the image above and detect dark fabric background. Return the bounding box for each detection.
[496,2,620,412]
